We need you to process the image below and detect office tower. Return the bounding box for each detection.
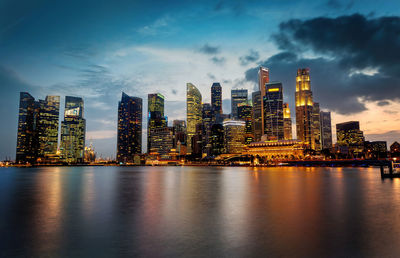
[210,124,224,156]
[312,102,322,151]
[149,127,174,156]
[295,68,314,148]
[231,89,248,119]
[211,82,222,119]
[258,67,270,134]
[283,103,292,140]
[186,83,202,154]
[117,93,142,163]
[16,92,39,163]
[364,141,387,159]
[173,119,186,147]
[320,111,332,149]
[60,96,86,164]
[202,103,213,156]
[147,93,167,154]
[223,120,245,154]
[191,123,203,156]
[336,121,365,157]
[264,82,284,141]
[37,96,60,160]
[238,103,253,145]
[252,91,262,142]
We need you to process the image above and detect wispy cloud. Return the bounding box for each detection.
[198,44,220,55]
[136,15,174,36]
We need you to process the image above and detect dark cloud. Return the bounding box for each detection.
[171,89,178,95]
[198,44,220,55]
[210,56,226,66]
[377,100,390,106]
[325,0,355,10]
[207,73,216,80]
[239,49,260,66]
[245,14,400,115]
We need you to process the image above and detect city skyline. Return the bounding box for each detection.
[1,0,400,159]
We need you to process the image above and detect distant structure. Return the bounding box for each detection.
[243,140,306,161]
[283,103,292,140]
[147,93,167,154]
[211,82,222,118]
[336,121,364,157]
[60,96,86,164]
[16,92,60,164]
[117,92,142,163]
[295,68,314,149]
[149,127,174,156]
[186,83,202,154]
[223,120,245,154]
[252,91,262,142]
[210,123,224,156]
[238,103,253,145]
[390,142,400,158]
[364,141,387,159]
[258,67,270,134]
[264,82,284,141]
[312,102,322,151]
[320,111,332,149]
[202,103,213,156]
[231,89,248,119]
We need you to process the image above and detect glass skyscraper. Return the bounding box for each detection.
[258,67,269,134]
[283,103,292,140]
[38,96,60,160]
[60,96,86,164]
[320,111,332,149]
[312,102,322,151]
[211,82,222,119]
[264,82,284,141]
[186,83,202,154]
[147,93,167,154]
[238,103,253,145]
[336,121,364,156]
[231,89,248,119]
[202,103,213,156]
[252,91,262,142]
[223,120,245,154]
[117,92,142,163]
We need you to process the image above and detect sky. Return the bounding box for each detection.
[1,0,400,159]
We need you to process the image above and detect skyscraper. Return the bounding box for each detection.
[312,102,322,151]
[295,68,314,148]
[258,67,270,134]
[252,91,262,142]
[117,92,142,163]
[37,96,60,160]
[231,89,248,119]
[60,96,86,164]
[202,103,213,156]
[149,127,174,156]
[223,120,245,154]
[210,124,224,156]
[238,103,253,145]
[320,111,332,149]
[147,93,167,154]
[283,103,292,140]
[336,121,365,157]
[264,82,284,141]
[186,83,202,154]
[16,92,39,164]
[211,82,222,118]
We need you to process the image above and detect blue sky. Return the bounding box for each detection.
[1,0,400,159]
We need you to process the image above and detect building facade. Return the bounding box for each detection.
[202,103,213,156]
[252,91,262,142]
[211,82,222,119]
[149,127,174,156]
[231,89,248,119]
[312,102,322,151]
[37,96,60,160]
[211,123,224,156]
[336,121,365,157]
[223,120,245,154]
[258,67,270,135]
[238,103,253,145]
[186,83,202,154]
[320,111,332,149]
[147,93,167,154]
[264,82,284,141]
[283,103,292,140]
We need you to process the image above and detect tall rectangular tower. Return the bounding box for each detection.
[148,93,167,154]
[186,83,202,154]
[283,103,292,140]
[231,89,248,119]
[258,67,269,134]
[320,111,332,149]
[211,82,222,119]
[252,91,262,142]
[263,82,284,141]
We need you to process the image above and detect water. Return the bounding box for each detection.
[1,166,400,257]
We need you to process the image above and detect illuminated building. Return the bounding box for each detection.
[364,141,387,159]
[117,93,142,163]
[147,93,167,154]
[173,120,186,147]
[312,102,322,151]
[295,68,313,149]
[149,127,174,156]
[186,83,202,154]
[211,82,222,119]
[60,96,86,164]
[211,123,224,156]
[16,92,39,164]
[258,67,270,134]
[191,123,203,156]
[84,143,96,163]
[390,142,400,158]
[238,103,253,144]
[223,120,245,154]
[336,121,365,157]
[252,91,262,141]
[283,103,292,140]
[231,89,248,119]
[37,96,60,161]
[264,82,284,141]
[243,140,306,160]
[320,111,332,149]
[202,103,213,156]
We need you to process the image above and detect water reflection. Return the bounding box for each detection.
[1,166,400,257]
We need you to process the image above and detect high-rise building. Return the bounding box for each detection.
[364,141,387,159]
[252,91,262,142]
[336,121,365,156]
[211,82,222,119]
[37,96,60,160]
[147,93,167,154]
[186,83,202,154]
[238,103,253,145]
[202,103,213,156]
[223,120,245,154]
[231,89,248,119]
[173,120,186,147]
[320,111,332,149]
[283,103,292,140]
[16,92,39,164]
[258,67,270,134]
[149,127,174,156]
[210,124,224,156]
[295,68,314,149]
[60,96,86,164]
[117,93,142,163]
[264,82,284,141]
[312,102,322,151]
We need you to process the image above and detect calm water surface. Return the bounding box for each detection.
[1,166,400,257]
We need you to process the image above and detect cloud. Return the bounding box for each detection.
[198,44,220,55]
[137,15,173,36]
[377,100,390,106]
[86,130,117,140]
[210,56,226,66]
[325,0,355,10]
[239,49,260,66]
